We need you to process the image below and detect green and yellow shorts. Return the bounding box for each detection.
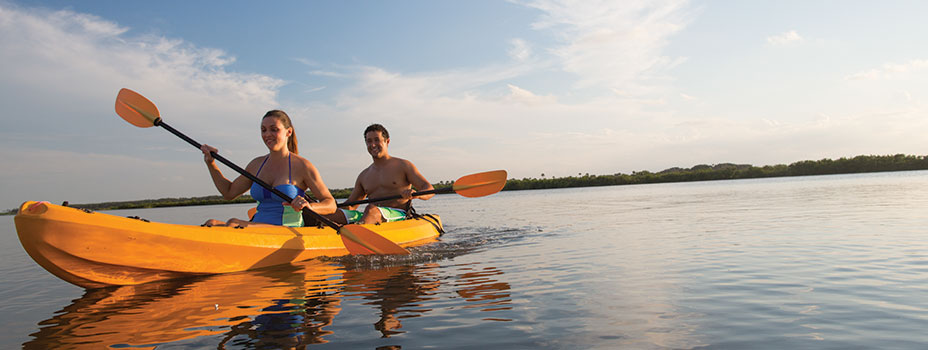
[340,206,407,224]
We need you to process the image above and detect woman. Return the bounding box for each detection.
[201,110,336,227]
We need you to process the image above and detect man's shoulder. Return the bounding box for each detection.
[371,157,413,170]
[387,156,415,168]
[357,163,376,177]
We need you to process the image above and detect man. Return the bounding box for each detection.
[336,124,434,224]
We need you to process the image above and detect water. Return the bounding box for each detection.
[3,171,928,349]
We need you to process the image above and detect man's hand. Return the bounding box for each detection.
[401,188,414,200]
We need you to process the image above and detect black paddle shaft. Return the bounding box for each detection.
[338,187,453,207]
[153,118,341,230]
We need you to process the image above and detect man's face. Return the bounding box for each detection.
[365,131,389,158]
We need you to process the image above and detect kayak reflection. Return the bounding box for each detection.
[24,259,513,348]
[24,260,345,349]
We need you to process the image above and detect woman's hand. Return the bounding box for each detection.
[290,196,312,212]
[201,144,218,164]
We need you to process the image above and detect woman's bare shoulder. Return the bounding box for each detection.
[244,154,267,171]
[291,153,316,168]
[291,154,323,181]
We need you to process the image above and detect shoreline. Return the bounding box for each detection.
[4,154,926,215]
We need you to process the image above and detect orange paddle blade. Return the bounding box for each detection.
[452,170,508,198]
[115,88,160,128]
[340,232,376,255]
[339,225,409,255]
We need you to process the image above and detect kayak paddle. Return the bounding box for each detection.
[338,170,507,207]
[114,88,408,255]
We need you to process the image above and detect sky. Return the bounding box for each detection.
[3,0,928,210]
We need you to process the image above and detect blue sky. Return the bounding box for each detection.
[3,1,928,210]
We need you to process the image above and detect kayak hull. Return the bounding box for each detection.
[14,201,442,288]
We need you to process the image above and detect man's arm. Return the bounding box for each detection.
[404,160,434,201]
[344,174,367,210]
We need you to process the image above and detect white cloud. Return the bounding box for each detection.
[505,84,557,105]
[766,30,803,46]
[508,38,533,61]
[845,59,928,80]
[517,0,692,94]
[0,4,285,209]
[0,5,283,124]
[308,70,348,78]
[292,57,319,67]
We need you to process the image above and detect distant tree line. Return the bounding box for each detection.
[4,154,927,214]
[502,154,928,191]
[1,188,356,214]
[49,195,256,211]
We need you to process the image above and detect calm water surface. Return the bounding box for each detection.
[3,171,928,349]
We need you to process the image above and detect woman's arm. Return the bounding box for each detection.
[295,157,336,215]
[201,144,254,200]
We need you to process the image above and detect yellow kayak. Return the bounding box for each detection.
[14,201,442,288]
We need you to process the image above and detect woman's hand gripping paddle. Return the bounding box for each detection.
[114,88,408,255]
[338,170,507,207]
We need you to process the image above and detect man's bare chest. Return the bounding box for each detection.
[360,168,408,193]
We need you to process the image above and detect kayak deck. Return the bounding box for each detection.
[14,201,442,288]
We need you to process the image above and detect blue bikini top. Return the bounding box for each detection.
[249,154,305,226]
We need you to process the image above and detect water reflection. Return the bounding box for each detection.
[23,259,514,349]
[454,265,512,317]
[344,264,441,337]
[216,263,344,349]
